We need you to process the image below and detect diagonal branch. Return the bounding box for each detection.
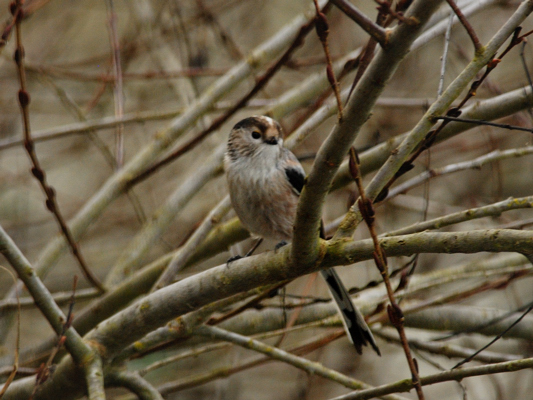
[107,370,163,400]
[330,0,388,46]
[12,0,104,293]
[292,0,443,271]
[445,0,482,53]
[333,0,533,239]
[329,356,533,400]
[0,225,105,400]
[3,228,532,399]
[196,325,372,390]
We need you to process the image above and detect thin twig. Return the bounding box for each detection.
[313,0,343,121]
[330,0,388,45]
[349,148,425,400]
[435,115,533,133]
[385,195,533,237]
[127,13,317,187]
[196,325,372,391]
[12,0,104,293]
[438,12,454,97]
[445,0,482,53]
[330,356,533,400]
[387,147,533,199]
[452,305,533,368]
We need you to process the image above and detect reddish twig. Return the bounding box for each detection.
[349,147,425,400]
[445,0,482,53]
[330,0,388,45]
[127,13,318,187]
[313,0,344,122]
[346,4,388,103]
[374,0,417,25]
[12,1,105,293]
[1,0,52,52]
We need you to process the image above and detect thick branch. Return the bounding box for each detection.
[292,0,443,270]
[107,370,163,400]
[0,225,105,400]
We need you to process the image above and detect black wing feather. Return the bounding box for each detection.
[285,167,305,194]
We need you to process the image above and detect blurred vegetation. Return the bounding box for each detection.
[1,0,533,399]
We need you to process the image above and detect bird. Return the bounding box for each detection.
[224,115,380,355]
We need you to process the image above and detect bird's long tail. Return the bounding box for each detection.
[319,268,380,355]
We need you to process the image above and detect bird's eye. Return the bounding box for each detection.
[251,131,261,140]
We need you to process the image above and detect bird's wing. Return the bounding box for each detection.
[283,149,306,195]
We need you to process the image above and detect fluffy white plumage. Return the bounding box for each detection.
[224,115,304,241]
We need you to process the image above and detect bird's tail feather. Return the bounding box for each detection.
[319,268,380,356]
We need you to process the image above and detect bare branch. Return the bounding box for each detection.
[330,0,388,45]
[445,0,482,53]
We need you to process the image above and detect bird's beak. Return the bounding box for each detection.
[265,136,278,145]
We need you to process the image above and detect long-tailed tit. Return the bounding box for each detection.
[224,115,380,355]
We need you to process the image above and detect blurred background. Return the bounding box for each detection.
[1,0,533,399]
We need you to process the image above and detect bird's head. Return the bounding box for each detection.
[226,116,283,161]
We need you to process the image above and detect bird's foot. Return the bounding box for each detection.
[226,255,242,267]
[275,241,288,251]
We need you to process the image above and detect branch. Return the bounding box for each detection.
[332,84,533,191]
[292,0,443,270]
[445,0,482,53]
[196,325,371,390]
[330,356,533,400]
[385,196,533,236]
[12,0,104,292]
[349,149,424,399]
[334,0,533,239]
[435,115,533,133]
[387,148,533,199]
[104,0,125,167]
[151,196,232,291]
[377,328,521,364]
[0,100,267,152]
[154,331,409,400]
[406,305,533,341]
[330,0,388,45]
[107,370,163,400]
[0,225,105,400]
